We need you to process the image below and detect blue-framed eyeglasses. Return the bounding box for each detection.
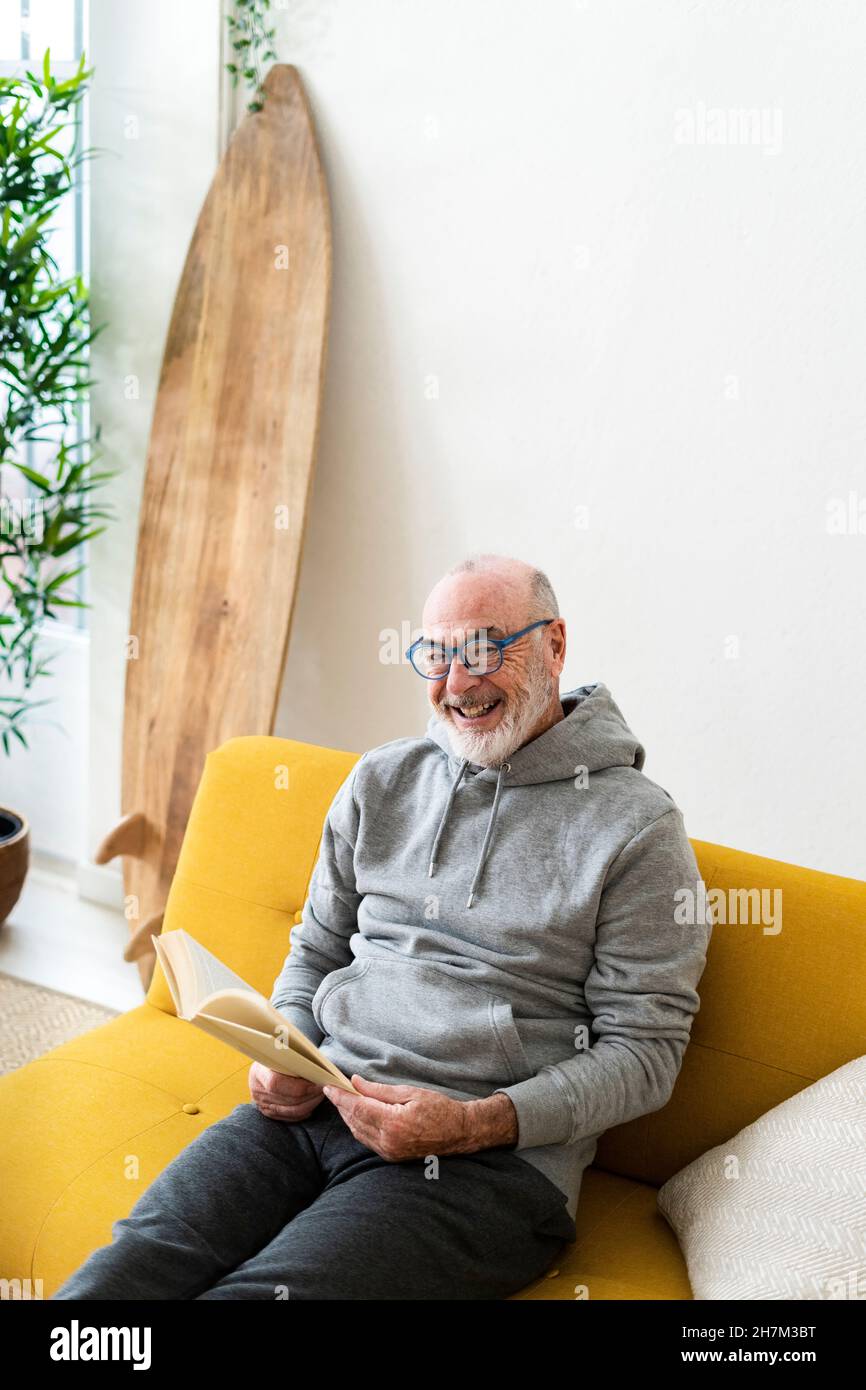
[405,619,555,680]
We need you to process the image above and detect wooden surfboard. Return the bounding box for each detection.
[95,65,332,991]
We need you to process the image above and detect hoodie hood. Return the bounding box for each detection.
[424,682,645,908]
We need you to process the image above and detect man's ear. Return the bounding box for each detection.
[549,618,567,674]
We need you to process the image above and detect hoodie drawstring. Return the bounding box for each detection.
[428,758,511,909]
[428,757,470,878]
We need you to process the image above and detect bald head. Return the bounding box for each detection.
[422,553,559,632]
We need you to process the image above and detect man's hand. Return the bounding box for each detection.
[248,1061,325,1121]
[322,1075,519,1160]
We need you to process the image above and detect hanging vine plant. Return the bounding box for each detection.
[225,0,280,114]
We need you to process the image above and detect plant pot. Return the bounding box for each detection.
[0,806,29,927]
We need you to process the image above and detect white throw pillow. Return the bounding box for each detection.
[657,1055,866,1300]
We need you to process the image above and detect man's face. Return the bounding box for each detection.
[421,574,562,768]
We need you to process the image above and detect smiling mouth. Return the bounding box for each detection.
[448,698,503,725]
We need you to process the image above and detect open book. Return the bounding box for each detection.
[152,929,360,1095]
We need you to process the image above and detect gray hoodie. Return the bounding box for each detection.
[270,682,712,1225]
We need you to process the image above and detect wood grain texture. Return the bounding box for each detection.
[118,65,332,990]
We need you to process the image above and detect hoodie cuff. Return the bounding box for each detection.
[270,1000,325,1050]
[493,1069,575,1150]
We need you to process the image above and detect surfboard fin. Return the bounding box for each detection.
[94,811,147,864]
[124,910,165,963]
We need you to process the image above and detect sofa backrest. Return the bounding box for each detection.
[149,735,866,1187]
[147,736,360,1020]
[595,838,866,1184]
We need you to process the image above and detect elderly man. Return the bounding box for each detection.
[54,553,711,1301]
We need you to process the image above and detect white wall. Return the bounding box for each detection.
[53,0,866,890]
[270,0,866,879]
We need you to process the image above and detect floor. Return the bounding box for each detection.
[0,973,120,1074]
[0,856,144,1013]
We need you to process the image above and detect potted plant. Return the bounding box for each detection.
[0,48,116,925]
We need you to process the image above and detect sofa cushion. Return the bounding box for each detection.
[1,998,691,1300]
[510,1168,692,1300]
[656,1054,866,1300]
[0,1003,250,1295]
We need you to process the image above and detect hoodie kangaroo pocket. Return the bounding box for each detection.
[312,955,533,1092]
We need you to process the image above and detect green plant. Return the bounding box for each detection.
[0,47,117,755]
[225,0,279,113]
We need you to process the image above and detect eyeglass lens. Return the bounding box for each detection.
[415,638,500,677]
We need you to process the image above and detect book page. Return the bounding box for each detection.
[181,931,258,1008]
[202,990,351,1083]
[195,1011,357,1092]
[152,932,193,1016]
[154,930,361,1096]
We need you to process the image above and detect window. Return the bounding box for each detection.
[1,0,89,632]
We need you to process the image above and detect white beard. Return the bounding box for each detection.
[436,655,555,769]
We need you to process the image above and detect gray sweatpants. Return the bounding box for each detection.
[51,1098,576,1300]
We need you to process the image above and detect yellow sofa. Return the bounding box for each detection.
[2,735,864,1300]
